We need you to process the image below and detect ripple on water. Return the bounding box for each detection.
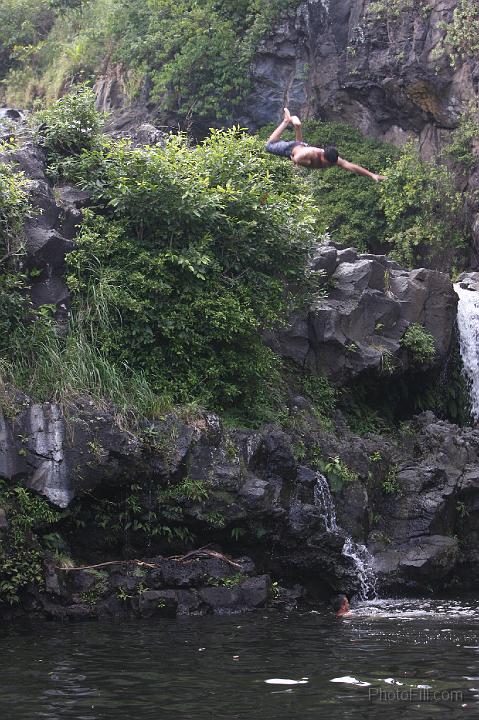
[1,601,478,720]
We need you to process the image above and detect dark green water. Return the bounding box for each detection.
[1,598,479,719]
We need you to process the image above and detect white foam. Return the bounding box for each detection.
[330,676,371,686]
[264,679,308,685]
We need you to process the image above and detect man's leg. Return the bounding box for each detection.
[291,115,303,142]
[266,107,292,144]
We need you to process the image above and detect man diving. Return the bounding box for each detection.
[266,108,387,182]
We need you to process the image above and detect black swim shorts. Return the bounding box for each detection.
[265,140,308,158]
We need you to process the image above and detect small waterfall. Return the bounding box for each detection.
[313,472,338,532]
[342,537,378,601]
[455,279,479,420]
[314,473,377,600]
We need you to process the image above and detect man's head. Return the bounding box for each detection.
[323,146,339,165]
[331,593,349,617]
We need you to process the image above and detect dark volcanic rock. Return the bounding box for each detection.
[0,142,89,330]
[269,243,457,381]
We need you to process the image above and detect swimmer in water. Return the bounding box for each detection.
[331,594,350,617]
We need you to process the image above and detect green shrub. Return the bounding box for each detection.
[382,465,400,495]
[400,323,436,364]
[0,156,32,355]
[0,156,31,257]
[312,451,358,492]
[0,0,53,79]
[53,127,319,415]
[442,109,479,170]
[0,483,60,604]
[379,143,467,269]
[366,0,425,19]
[299,373,337,429]
[31,85,103,157]
[438,0,479,68]
[3,115,320,420]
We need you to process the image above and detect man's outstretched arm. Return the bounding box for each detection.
[337,157,387,182]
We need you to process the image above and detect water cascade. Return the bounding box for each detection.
[314,473,377,600]
[455,277,479,420]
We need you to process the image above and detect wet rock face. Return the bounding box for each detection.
[370,413,479,592]
[4,398,479,609]
[0,141,89,330]
[268,243,457,381]
[245,0,478,143]
[39,554,272,620]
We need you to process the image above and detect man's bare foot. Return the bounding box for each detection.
[283,107,292,124]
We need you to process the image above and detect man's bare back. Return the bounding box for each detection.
[265,108,387,182]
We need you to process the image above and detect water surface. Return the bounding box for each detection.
[2,598,479,719]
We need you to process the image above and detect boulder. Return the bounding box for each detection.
[373,535,459,591]
[271,243,457,381]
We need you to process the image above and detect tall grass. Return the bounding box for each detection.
[0,303,171,427]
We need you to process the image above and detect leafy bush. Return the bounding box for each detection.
[2,109,320,419]
[31,85,103,157]
[366,0,425,20]
[312,453,359,492]
[0,156,32,355]
[438,0,479,68]
[1,0,300,117]
[379,143,467,269]
[299,373,337,429]
[400,323,436,364]
[382,465,400,495]
[59,128,319,413]
[442,109,479,170]
[0,482,60,605]
[0,0,53,79]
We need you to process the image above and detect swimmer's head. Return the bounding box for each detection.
[331,593,350,617]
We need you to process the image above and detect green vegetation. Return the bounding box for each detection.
[206,572,244,587]
[9,92,318,420]
[80,568,108,605]
[381,465,400,495]
[311,452,359,492]
[0,482,60,604]
[0,155,33,357]
[0,0,300,116]
[442,108,479,170]
[400,324,436,364]
[366,0,426,20]
[32,85,103,156]
[438,0,479,68]
[378,143,467,269]
[299,373,337,430]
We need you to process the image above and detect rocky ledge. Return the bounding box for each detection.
[269,243,457,381]
[2,398,479,619]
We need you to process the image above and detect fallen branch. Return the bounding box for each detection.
[55,546,241,572]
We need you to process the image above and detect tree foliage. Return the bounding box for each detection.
[378,143,467,269]
[1,0,300,117]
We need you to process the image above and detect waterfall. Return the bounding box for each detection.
[313,472,338,533]
[455,279,479,420]
[314,473,377,600]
